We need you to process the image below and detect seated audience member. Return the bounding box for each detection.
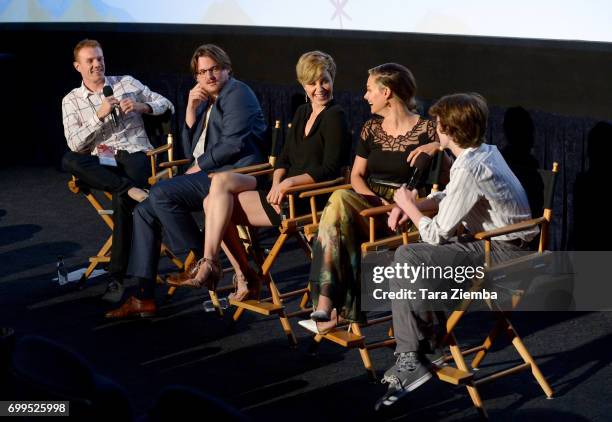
[61,39,174,302]
[376,93,538,410]
[106,44,266,319]
[300,63,446,335]
[168,50,351,301]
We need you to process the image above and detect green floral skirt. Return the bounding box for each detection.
[309,188,392,322]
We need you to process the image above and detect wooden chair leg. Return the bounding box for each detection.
[232,307,245,322]
[351,324,377,381]
[471,314,508,369]
[448,333,488,419]
[164,286,177,301]
[160,244,184,270]
[81,235,112,283]
[81,260,100,282]
[298,287,311,310]
[505,320,554,398]
[97,235,113,258]
[261,233,288,276]
[208,289,224,317]
[279,310,297,347]
[266,273,297,347]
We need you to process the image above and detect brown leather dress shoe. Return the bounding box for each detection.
[105,296,156,319]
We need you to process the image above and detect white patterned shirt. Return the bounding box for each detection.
[61,75,174,155]
[419,143,539,244]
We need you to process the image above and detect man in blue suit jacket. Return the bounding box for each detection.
[106,44,266,317]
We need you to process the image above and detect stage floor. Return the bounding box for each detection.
[1,166,611,421]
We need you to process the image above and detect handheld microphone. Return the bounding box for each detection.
[405,152,431,189]
[102,85,119,127]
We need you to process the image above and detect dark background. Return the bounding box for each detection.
[1,22,611,166]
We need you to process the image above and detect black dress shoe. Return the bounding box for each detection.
[101,280,125,303]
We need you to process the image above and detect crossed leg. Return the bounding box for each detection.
[195,172,277,296]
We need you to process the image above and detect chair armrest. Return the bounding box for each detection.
[299,183,352,199]
[359,198,433,218]
[148,169,172,185]
[146,144,172,157]
[159,159,191,169]
[360,204,396,218]
[248,168,275,177]
[208,162,273,178]
[231,162,273,174]
[283,177,346,195]
[473,217,546,240]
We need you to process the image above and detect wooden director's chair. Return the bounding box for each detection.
[228,174,347,345]
[321,161,558,418]
[296,149,445,381]
[434,161,559,417]
[68,110,184,285]
[202,120,349,344]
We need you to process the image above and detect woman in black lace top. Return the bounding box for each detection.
[300,63,446,334]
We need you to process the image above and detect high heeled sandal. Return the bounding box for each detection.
[310,307,337,322]
[228,267,262,302]
[167,257,221,290]
[299,308,340,334]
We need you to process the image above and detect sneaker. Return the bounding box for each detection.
[375,352,432,411]
[101,280,125,303]
[418,338,448,366]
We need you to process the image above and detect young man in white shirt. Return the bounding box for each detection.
[376,92,538,410]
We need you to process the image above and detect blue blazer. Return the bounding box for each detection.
[181,77,266,172]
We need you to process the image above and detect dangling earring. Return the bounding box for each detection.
[305,92,309,103]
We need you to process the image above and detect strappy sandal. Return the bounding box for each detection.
[228,267,262,302]
[299,308,340,334]
[167,257,221,290]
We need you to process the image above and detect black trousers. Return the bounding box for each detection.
[62,150,150,279]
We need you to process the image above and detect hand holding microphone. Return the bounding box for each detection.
[101,85,120,126]
[388,150,431,231]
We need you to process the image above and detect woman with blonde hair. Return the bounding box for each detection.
[169,51,351,300]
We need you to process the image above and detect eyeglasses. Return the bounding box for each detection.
[196,65,223,77]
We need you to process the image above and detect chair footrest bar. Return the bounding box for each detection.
[361,315,393,327]
[473,362,531,386]
[229,299,284,315]
[286,308,311,318]
[435,366,474,385]
[364,338,396,351]
[260,288,310,303]
[461,345,488,356]
[322,329,365,347]
[89,257,110,263]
